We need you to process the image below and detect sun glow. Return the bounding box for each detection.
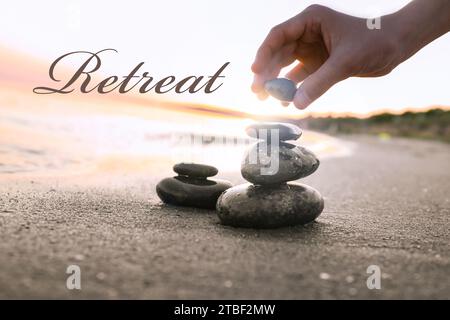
[1,0,449,118]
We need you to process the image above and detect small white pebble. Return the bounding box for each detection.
[319,272,331,280]
[74,254,84,261]
[224,280,233,288]
[96,272,106,280]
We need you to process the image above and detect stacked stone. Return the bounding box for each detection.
[216,122,324,228]
[156,163,232,209]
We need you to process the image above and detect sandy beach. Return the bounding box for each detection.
[0,58,449,299]
[1,133,449,299]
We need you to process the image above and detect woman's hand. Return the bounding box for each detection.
[251,1,450,109]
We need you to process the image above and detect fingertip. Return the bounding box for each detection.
[251,62,262,74]
[257,92,269,100]
[281,102,289,107]
[252,73,267,93]
[292,56,344,110]
[293,103,307,110]
[293,88,312,110]
[251,82,260,94]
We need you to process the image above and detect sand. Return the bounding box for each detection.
[0,135,449,299]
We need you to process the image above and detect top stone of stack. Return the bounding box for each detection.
[173,163,218,178]
[245,122,302,141]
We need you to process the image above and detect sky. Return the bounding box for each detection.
[0,0,449,116]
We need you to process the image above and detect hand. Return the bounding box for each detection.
[251,4,404,109]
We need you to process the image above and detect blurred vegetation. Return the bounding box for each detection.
[297,108,450,143]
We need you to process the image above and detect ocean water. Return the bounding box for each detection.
[0,88,353,178]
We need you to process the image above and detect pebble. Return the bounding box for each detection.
[96,272,107,280]
[216,182,324,228]
[156,175,232,209]
[173,163,218,178]
[345,275,355,283]
[74,254,85,261]
[264,78,297,102]
[245,122,302,141]
[241,142,319,185]
[319,272,331,280]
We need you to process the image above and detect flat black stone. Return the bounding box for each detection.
[216,182,324,228]
[156,176,232,209]
[173,163,218,178]
[245,122,302,141]
[241,142,319,185]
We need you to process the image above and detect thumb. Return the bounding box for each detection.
[293,56,348,109]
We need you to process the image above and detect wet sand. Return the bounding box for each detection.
[0,135,449,299]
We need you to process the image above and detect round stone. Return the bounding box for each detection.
[216,182,324,228]
[264,78,297,102]
[156,176,232,209]
[245,122,302,141]
[173,163,218,178]
[241,142,319,185]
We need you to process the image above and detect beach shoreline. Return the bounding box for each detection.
[1,135,449,299]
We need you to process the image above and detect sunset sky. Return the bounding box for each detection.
[0,0,449,116]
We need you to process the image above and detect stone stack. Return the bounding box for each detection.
[216,122,324,228]
[156,163,232,209]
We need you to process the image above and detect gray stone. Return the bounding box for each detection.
[216,182,324,228]
[173,163,218,178]
[264,78,297,102]
[156,176,232,209]
[245,122,302,141]
[241,142,319,185]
